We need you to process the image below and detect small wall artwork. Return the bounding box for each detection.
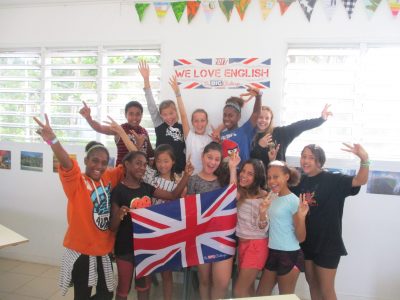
[21,151,43,172]
[367,170,400,196]
[0,150,11,170]
[53,154,77,173]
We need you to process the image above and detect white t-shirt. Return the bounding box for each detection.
[185,130,212,174]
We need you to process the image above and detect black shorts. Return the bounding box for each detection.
[264,248,305,276]
[303,251,341,269]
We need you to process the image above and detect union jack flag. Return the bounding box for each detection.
[131,184,238,278]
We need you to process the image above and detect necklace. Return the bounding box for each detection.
[86,177,109,208]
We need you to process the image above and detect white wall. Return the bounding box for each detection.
[1,1,400,299]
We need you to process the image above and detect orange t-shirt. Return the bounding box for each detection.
[59,159,124,256]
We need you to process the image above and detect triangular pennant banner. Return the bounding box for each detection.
[171,1,187,22]
[322,0,338,20]
[153,2,170,19]
[342,0,358,18]
[298,0,317,21]
[235,0,252,20]
[278,0,296,15]
[187,1,201,23]
[363,0,382,17]
[387,0,400,16]
[135,3,150,22]
[202,0,218,22]
[259,0,277,20]
[219,0,235,21]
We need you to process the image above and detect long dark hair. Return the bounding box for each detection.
[238,159,266,200]
[154,144,176,181]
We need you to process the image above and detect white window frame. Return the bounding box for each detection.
[0,46,161,146]
[282,44,400,162]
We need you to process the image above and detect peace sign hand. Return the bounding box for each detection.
[104,116,124,135]
[268,143,280,162]
[259,192,274,216]
[298,194,310,218]
[33,114,56,142]
[130,130,146,149]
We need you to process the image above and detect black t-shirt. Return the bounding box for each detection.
[291,171,360,256]
[250,117,325,167]
[155,122,186,174]
[111,182,155,256]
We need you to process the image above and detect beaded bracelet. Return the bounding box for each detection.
[360,159,371,168]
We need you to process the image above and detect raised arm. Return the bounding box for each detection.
[79,101,115,135]
[341,143,370,187]
[293,194,309,243]
[228,152,241,185]
[240,86,262,126]
[170,75,190,138]
[139,60,163,127]
[104,116,138,152]
[33,114,73,171]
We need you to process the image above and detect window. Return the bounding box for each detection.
[283,45,400,161]
[0,47,161,146]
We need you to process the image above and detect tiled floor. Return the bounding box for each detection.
[0,258,193,300]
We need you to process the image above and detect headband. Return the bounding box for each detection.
[224,102,241,113]
[86,144,108,155]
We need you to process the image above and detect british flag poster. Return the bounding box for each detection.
[174,58,270,89]
[131,184,238,278]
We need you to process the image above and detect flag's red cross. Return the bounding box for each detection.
[132,185,237,278]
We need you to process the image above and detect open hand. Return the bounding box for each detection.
[138,60,150,80]
[169,75,180,96]
[341,143,369,162]
[240,85,261,103]
[321,104,333,121]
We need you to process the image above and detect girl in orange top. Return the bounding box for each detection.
[34,114,132,300]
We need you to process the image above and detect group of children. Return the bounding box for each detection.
[33,60,370,300]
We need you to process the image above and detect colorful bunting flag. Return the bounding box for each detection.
[298,0,317,20]
[278,0,296,15]
[387,0,400,16]
[219,0,235,21]
[202,0,218,22]
[235,0,252,20]
[342,0,358,18]
[171,1,187,22]
[154,2,170,19]
[187,1,201,23]
[322,0,338,20]
[135,3,150,22]
[259,0,277,20]
[363,0,382,17]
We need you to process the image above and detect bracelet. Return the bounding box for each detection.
[46,137,59,145]
[175,93,181,98]
[360,159,371,168]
